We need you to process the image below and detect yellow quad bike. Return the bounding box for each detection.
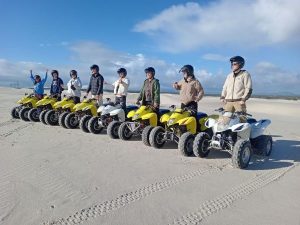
[27,94,60,124]
[149,105,210,156]
[58,98,79,128]
[11,93,39,121]
[118,104,170,146]
[64,97,98,129]
[44,95,77,126]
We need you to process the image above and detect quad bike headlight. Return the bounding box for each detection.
[132,113,140,120]
[168,118,175,126]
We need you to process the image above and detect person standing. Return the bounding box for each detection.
[220,56,252,113]
[86,64,104,106]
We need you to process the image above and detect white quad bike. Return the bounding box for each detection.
[193,108,273,169]
[87,98,138,138]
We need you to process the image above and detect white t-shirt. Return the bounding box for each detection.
[113,78,130,96]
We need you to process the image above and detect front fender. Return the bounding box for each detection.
[178,117,197,134]
[160,112,171,124]
[141,112,158,126]
[127,110,136,119]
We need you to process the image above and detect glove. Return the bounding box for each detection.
[71,85,76,90]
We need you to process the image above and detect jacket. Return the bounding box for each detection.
[50,77,64,95]
[176,76,204,105]
[86,73,104,95]
[30,73,47,95]
[137,78,160,105]
[221,70,252,101]
[67,77,82,97]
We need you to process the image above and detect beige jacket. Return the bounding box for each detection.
[176,77,204,104]
[221,70,252,101]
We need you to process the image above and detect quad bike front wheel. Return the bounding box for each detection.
[39,110,48,125]
[88,117,104,134]
[118,122,133,140]
[19,107,31,121]
[65,113,79,129]
[11,106,20,119]
[193,132,211,158]
[45,110,58,126]
[141,125,153,146]
[58,112,69,128]
[80,115,92,133]
[107,121,120,138]
[178,132,195,156]
[149,126,165,148]
[232,139,252,169]
[28,108,40,122]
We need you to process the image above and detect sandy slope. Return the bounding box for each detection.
[0,87,299,225]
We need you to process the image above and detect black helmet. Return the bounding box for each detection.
[70,70,77,77]
[230,56,245,68]
[117,68,127,76]
[144,67,155,75]
[180,65,194,76]
[90,64,99,72]
[34,75,41,80]
[51,70,59,76]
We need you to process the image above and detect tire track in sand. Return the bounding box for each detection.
[43,164,229,225]
[168,165,296,225]
[0,123,33,137]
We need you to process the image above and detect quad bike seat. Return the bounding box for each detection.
[247,118,257,124]
[158,109,170,116]
[126,105,139,111]
[196,112,208,120]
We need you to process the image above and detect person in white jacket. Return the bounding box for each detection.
[67,70,82,104]
[105,68,130,109]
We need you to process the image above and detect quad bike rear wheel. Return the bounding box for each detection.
[11,106,20,119]
[45,110,58,126]
[80,115,92,133]
[28,108,40,122]
[39,110,48,125]
[193,132,211,158]
[19,107,30,121]
[251,135,273,156]
[118,122,133,140]
[65,113,79,129]
[141,125,153,146]
[58,112,69,128]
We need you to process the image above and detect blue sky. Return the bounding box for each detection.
[0,0,300,95]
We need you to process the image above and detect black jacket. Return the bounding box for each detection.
[86,73,104,95]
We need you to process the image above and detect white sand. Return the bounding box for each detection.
[0,87,299,225]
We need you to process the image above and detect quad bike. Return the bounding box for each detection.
[27,94,59,123]
[149,105,209,156]
[45,95,77,126]
[118,104,170,146]
[11,93,39,120]
[64,97,98,129]
[193,108,272,169]
[87,98,138,136]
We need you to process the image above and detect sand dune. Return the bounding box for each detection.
[0,87,299,225]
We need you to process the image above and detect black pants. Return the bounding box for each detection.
[115,96,126,110]
[181,101,198,117]
[73,96,80,104]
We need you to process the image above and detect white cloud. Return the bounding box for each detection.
[134,0,300,52]
[202,53,228,62]
[1,42,300,95]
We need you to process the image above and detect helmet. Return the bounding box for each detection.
[51,70,59,76]
[90,64,99,72]
[179,65,194,76]
[70,70,77,77]
[230,56,245,68]
[34,75,41,80]
[144,67,155,75]
[117,68,127,76]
